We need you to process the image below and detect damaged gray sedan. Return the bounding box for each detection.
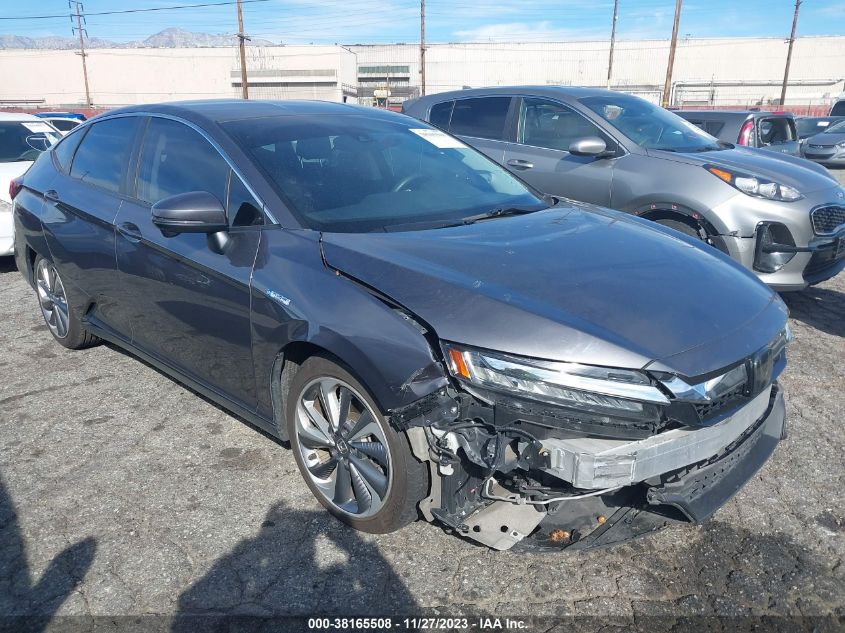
[16,101,789,551]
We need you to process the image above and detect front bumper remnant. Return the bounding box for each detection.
[518,386,785,551]
[541,386,774,490]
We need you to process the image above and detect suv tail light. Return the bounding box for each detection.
[737,120,754,146]
[9,177,23,200]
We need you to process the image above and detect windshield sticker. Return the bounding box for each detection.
[818,121,831,127]
[22,122,53,133]
[410,128,466,148]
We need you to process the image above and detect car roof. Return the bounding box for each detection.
[410,85,623,105]
[102,99,406,127]
[0,112,43,122]
[675,109,794,118]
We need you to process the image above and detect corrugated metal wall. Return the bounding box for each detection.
[0,36,842,109]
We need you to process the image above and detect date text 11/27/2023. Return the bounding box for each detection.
[307,617,529,630]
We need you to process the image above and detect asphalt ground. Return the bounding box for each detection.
[1,170,843,633]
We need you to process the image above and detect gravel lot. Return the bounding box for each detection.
[1,171,844,632]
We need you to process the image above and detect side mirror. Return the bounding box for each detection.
[151,191,227,235]
[569,136,610,157]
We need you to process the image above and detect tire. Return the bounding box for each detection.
[33,255,99,350]
[286,355,427,534]
[655,218,701,240]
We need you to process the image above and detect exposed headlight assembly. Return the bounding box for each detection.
[706,165,803,202]
[441,343,669,435]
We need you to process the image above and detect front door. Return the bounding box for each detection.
[503,97,616,206]
[113,116,263,407]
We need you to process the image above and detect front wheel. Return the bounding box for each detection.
[655,218,701,240]
[286,356,427,534]
[34,256,98,349]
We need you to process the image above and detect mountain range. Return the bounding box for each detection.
[0,27,276,49]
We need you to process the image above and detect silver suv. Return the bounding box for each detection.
[404,87,845,291]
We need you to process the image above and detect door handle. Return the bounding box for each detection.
[44,190,60,202]
[117,222,142,243]
[506,159,534,170]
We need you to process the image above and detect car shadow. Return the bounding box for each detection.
[171,501,419,631]
[0,258,17,275]
[0,474,96,633]
[781,287,845,338]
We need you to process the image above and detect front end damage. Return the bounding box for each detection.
[390,331,790,551]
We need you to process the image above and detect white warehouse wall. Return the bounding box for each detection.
[1,36,843,108]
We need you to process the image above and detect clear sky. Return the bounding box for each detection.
[2,0,844,45]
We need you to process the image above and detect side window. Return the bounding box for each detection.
[519,98,606,151]
[702,121,725,137]
[429,101,454,129]
[136,117,229,206]
[70,117,139,193]
[227,172,264,227]
[53,127,87,173]
[51,120,80,132]
[449,97,511,140]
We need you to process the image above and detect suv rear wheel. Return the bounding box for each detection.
[286,355,427,534]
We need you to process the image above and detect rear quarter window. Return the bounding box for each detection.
[448,97,512,141]
[429,101,454,129]
[53,127,87,173]
[70,117,139,193]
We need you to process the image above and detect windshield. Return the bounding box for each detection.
[222,115,545,233]
[580,94,722,152]
[823,119,845,134]
[0,120,61,163]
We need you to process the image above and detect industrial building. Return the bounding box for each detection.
[1,36,843,111]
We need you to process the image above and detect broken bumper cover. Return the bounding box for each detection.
[541,385,778,490]
[645,384,785,522]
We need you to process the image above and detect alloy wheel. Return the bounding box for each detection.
[36,259,70,339]
[295,377,392,518]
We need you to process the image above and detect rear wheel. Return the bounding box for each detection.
[34,256,98,349]
[286,355,427,534]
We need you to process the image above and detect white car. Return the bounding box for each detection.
[0,112,61,256]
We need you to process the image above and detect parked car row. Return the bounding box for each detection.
[8,95,809,553]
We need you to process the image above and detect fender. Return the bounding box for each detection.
[628,201,732,254]
[250,229,448,429]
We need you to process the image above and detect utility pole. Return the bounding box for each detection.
[69,1,92,106]
[606,0,618,88]
[661,0,682,108]
[780,0,801,106]
[236,0,249,99]
[420,0,426,96]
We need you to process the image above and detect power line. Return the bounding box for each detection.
[0,0,271,21]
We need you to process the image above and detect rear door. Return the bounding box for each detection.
[113,116,263,406]
[501,97,616,206]
[40,116,141,331]
[433,96,514,163]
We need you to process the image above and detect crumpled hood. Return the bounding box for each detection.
[322,204,786,377]
[649,145,838,193]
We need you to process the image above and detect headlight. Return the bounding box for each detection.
[706,165,803,202]
[837,141,845,149]
[442,343,668,424]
